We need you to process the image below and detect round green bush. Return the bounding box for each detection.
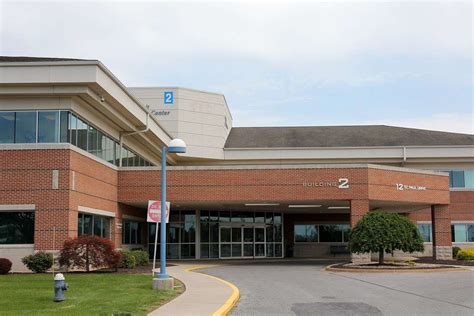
[119,251,136,269]
[131,250,149,266]
[22,252,53,273]
[0,258,12,274]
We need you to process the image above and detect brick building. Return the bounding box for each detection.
[0,57,473,271]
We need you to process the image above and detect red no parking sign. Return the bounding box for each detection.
[147,200,170,223]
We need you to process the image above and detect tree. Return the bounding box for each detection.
[348,212,424,264]
[58,235,122,272]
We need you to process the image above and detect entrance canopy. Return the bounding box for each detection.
[119,164,450,208]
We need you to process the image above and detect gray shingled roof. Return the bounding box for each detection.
[224,125,474,148]
[0,56,95,62]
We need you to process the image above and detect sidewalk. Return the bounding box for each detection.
[148,264,239,316]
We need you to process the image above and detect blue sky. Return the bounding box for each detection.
[1,0,472,133]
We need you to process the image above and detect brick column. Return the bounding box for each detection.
[350,200,371,263]
[431,205,452,260]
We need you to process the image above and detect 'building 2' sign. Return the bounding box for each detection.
[164,91,174,104]
[303,178,349,189]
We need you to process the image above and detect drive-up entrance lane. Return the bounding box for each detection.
[199,261,474,316]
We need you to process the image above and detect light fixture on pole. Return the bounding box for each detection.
[152,138,186,290]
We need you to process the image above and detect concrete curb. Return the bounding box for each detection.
[186,266,240,316]
[325,263,470,273]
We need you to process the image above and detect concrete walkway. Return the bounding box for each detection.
[149,264,237,316]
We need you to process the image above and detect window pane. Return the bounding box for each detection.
[122,148,129,167]
[123,221,131,244]
[115,142,121,166]
[209,222,219,242]
[210,243,219,258]
[320,225,342,242]
[60,111,69,143]
[219,211,230,222]
[137,222,142,244]
[70,114,77,145]
[93,216,102,237]
[468,225,474,242]
[465,170,474,189]
[97,131,104,159]
[452,224,467,242]
[274,223,282,242]
[0,112,15,143]
[77,214,83,236]
[102,217,110,238]
[169,223,180,243]
[255,212,265,223]
[200,243,209,258]
[418,224,432,242]
[76,118,88,150]
[295,225,307,242]
[0,212,35,244]
[200,222,209,243]
[83,214,93,235]
[38,111,59,143]
[307,225,318,242]
[341,224,351,242]
[15,111,36,143]
[88,125,98,155]
[232,227,241,242]
[131,222,138,244]
[451,171,465,188]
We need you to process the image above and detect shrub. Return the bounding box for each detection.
[348,212,424,264]
[131,250,149,266]
[456,249,474,260]
[58,235,122,272]
[0,258,12,274]
[452,246,461,258]
[22,252,53,273]
[120,251,136,269]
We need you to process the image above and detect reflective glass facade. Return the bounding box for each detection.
[0,110,153,167]
[77,213,111,239]
[294,224,350,243]
[0,212,35,244]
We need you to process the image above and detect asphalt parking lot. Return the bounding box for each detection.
[200,261,474,316]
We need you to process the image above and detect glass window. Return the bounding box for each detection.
[78,213,109,238]
[451,171,465,188]
[464,170,474,188]
[320,225,343,242]
[294,224,318,242]
[468,225,474,242]
[200,222,209,243]
[123,221,131,244]
[452,224,467,242]
[15,111,36,143]
[97,131,105,160]
[38,111,59,143]
[418,224,432,242]
[76,117,88,150]
[182,211,196,243]
[0,112,15,143]
[122,148,129,167]
[88,125,98,155]
[60,111,69,143]
[0,212,35,244]
[69,113,77,146]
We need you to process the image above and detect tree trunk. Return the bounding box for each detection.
[378,248,384,265]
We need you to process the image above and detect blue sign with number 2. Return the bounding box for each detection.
[164,91,174,104]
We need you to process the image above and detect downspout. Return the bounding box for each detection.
[119,106,150,167]
[401,146,407,167]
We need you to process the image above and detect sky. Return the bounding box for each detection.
[1,0,473,134]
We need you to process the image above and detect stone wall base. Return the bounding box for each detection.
[435,246,453,260]
[351,253,371,264]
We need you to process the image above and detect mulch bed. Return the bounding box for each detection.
[416,258,474,266]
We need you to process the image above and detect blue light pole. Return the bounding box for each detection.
[153,138,186,289]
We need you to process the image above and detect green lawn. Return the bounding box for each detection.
[0,273,183,315]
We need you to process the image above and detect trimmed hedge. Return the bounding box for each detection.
[456,248,474,260]
[131,250,149,266]
[0,258,12,274]
[452,246,461,258]
[120,251,136,269]
[22,252,53,273]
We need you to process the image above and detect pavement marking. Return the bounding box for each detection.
[325,263,470,273]
[185,265,240,316]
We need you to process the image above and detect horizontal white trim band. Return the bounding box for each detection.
[0,204,35,211]
[78,206,115,217]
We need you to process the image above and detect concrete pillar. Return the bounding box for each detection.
[431,205,453,260]
[350,200,371,263]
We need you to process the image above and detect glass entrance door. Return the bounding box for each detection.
[219,225,266,259]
